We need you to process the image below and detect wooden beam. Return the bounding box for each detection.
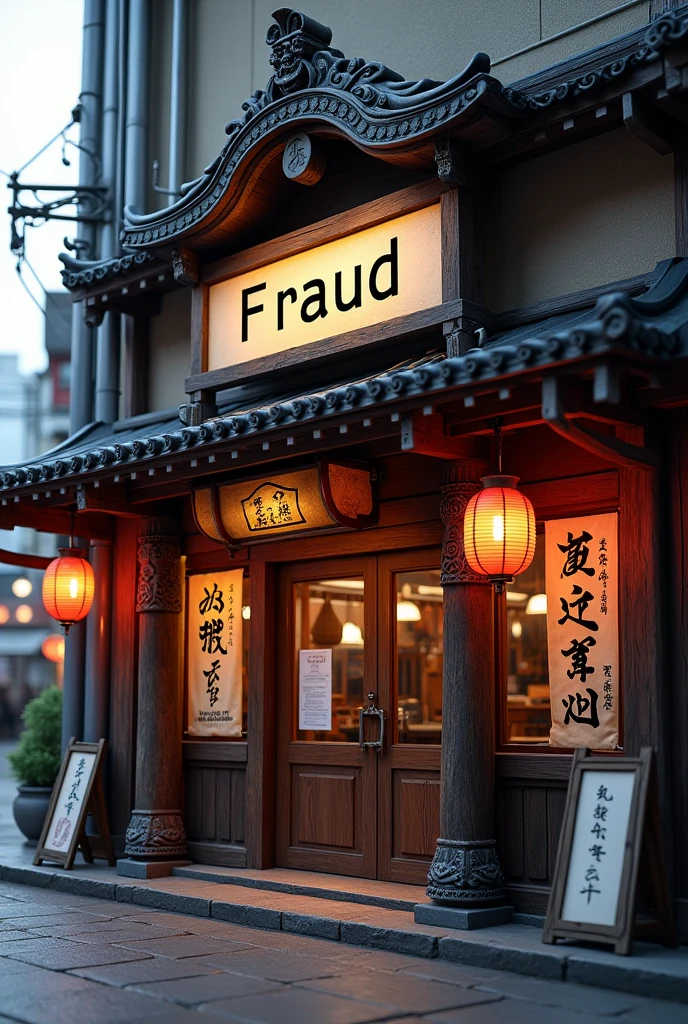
[75,486,153,519]
[401,412,489,460]
[0,548,52,570]
[622,92,675,156]
[0,506,114,541]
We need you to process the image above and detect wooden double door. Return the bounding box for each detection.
[276,550,442,883]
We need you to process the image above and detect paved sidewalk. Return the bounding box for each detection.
[0,881,686,1024]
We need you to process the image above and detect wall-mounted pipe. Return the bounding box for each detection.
[168,0,188,202]
[124,0,150,212]
[70,0,105,436]
[95,0,122,425]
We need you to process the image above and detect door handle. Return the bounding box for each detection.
[359,691,385,751]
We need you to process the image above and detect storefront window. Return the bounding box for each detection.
[505,539,550,743]
[295,578,365,741]
[395,570,443,744]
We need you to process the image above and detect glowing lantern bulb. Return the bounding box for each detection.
[42,548,95,634]
[464,475,536,591]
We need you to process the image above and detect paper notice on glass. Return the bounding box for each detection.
[298,649,332,731]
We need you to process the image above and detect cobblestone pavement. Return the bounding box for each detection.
[0,882,686,1023]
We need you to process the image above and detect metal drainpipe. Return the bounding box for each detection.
[124,0,150,212]
[95,0,122,425]
[64,0,105,754]
[168,0,188,202]
[69,0,104,436]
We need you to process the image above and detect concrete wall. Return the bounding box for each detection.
[147,288,192,411]
[485,128,676,311]
[148,0,653,197]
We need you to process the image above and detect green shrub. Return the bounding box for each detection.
[8,686,62,788]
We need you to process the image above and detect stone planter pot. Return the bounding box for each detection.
[13,786,52,844]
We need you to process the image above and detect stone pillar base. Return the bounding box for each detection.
[426,838,506,905]
[116,857,192,879]
[414,902,513,930]
[124,809,188,859]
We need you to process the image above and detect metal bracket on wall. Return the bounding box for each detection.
[541,376,659,471]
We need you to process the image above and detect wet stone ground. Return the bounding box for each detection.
[0,881,685,1024]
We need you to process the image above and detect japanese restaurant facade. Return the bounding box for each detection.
[3,3,688,936]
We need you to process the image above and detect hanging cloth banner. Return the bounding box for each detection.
[187,569,243,737]
[546,513,619,750]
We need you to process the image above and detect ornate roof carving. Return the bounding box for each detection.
[59,250,160,289]
[3,259,687,494]
[505,6,688,110]
[120,7,501,250]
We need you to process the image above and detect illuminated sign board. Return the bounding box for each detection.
[207,204,442,372]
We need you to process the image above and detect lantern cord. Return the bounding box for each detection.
[488,417,503,473]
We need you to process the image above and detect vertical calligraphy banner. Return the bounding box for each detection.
[187,569,244,737]
[546,513,618,749]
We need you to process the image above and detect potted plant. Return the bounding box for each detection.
[9,686,62,843]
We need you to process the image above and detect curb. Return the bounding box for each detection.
[0,863,686,1004]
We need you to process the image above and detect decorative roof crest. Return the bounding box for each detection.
[224,7,490,137]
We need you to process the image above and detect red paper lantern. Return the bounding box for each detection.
[464,475,536,590]
[41,634,66,663]
[42,548,95,634]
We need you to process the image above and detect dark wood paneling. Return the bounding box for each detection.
[495,754,569,898]
[109,518,140,850]
[394,772,440,860]
[183,742,247,866]
[618,425,671,864]
[295,769,357,849]
[667,409,688,899]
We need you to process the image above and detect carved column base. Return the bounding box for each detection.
[124,809,188,859]
[427,838,506,905]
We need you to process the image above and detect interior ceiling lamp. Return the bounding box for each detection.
[341,620,363,645]
[526,593,547,615]
[464,421,536,594]
[42,510,94,635]
[397,583,421,622]
[192,459,377,551]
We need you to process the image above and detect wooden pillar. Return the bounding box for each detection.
[83,539,112,743]
[123,518,187,863]
[427,461,506,905]
[245,561,277,868]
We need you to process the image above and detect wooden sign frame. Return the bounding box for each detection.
[34,738,115,870]
[184,179,474,394]
[543,747,675,955]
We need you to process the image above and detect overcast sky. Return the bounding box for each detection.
[0,1,83,374]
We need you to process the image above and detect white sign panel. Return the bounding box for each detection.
[298,648,332,731]
[208,205,442,370]
[561,768,636,926]
[546,513,619,749]
[187,569,243,737]
[43,750,97,854]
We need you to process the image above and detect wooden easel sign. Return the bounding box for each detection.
[543,747,675,955]
[34,738,115,870]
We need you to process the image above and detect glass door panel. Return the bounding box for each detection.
[395,569,443,744]
[294,576,366,742]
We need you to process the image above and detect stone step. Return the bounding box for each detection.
[2,859,688,1004]
[170,863,428,912]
